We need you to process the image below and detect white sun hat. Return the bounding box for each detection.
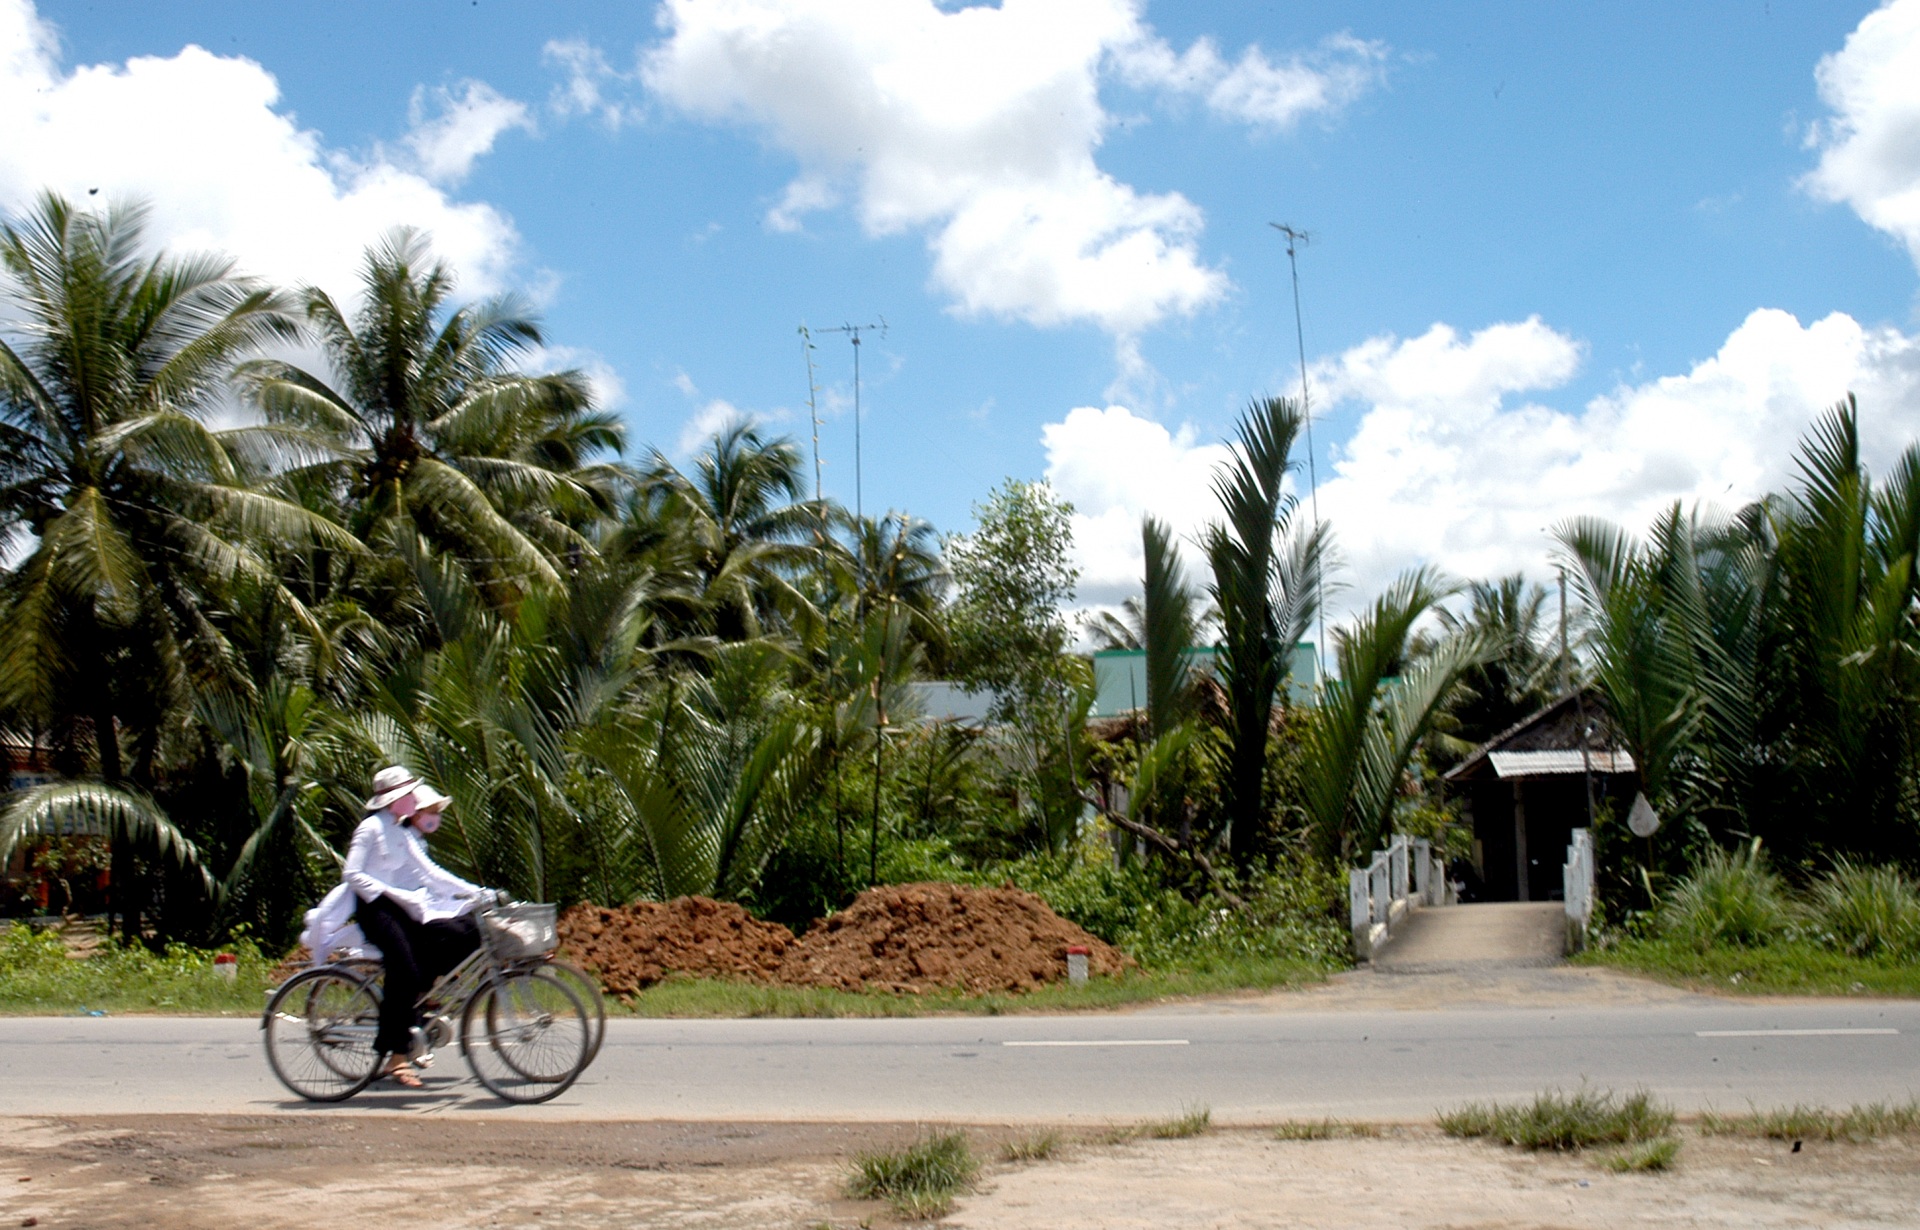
[411,784,451,812]
[364,765,422,812]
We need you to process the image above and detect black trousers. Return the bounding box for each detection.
[354,893,480,1057]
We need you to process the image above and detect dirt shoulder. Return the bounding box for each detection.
[955,1127,1920,1229]
[0,1115,918,1229]
[4,1115,1917,1229]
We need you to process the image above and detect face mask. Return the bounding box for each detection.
[413,810,443,835]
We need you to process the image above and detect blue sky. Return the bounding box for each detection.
[10,0,1920,612]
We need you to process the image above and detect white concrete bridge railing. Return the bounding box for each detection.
[1352,827,1597,963]
[1563,827,1595,953]
[1348,833,1449,959]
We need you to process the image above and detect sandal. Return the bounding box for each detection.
[381,1060,424,1089]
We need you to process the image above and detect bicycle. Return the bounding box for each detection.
[262,899,594,1104]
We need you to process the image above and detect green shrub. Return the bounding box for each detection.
[864,843,1348,974]
[1439,1088,1674,1150]
[0,923,276,1014]
[1807,861,1920,957]
[849,1131,979,1219]
[1659,840,1793,950]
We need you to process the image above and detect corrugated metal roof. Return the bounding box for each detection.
[1489,750,1636,778]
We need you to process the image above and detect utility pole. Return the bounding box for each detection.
[1562,568,1596,830]
[1271,223,1326,683]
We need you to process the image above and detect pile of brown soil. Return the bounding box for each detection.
[556,884,1131,999]
[778,882,1131,995]
[558,897,795,997]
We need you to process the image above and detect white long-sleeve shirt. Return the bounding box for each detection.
[298,883,377,962]
[343,810,484,924]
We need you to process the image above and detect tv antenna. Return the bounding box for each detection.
[1271,222,1327,682]
[820,320,886,608]
[819,320,886,531]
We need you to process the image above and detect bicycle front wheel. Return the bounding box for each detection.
[263,967,382,1102]
[459,968,590,1104]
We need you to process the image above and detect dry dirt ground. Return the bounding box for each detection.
[4,1115,1918,1230]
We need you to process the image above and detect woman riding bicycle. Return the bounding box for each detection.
[344,766,484,1088]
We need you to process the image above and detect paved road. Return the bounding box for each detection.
[1,998,1915,1123]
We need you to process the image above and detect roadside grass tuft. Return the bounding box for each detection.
[1438,1088,1675,1151]
[1272,1118,1380,1141]
[999,1130,1063,1163]
[1697,1100,1920,1142]
[1606,1136,1681,1172]
[1144,1104,1212,1139]
[1100,1104,1213,1144]
[848,1131,979,1221]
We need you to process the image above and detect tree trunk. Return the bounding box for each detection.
[92,707,136,942]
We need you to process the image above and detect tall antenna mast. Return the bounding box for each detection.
[1272,222,1327,682]
[822,320,886,604]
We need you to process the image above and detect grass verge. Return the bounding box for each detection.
[1272,1118,1381,1141]
[1577,936,1920,997]
[848,1131,979,1220]
[612,957,1332,1018]
[0,925,279,1016]
[1697,1100,1920,1142]
[1438,1088,1674,1151]
[0,947,1332,1018]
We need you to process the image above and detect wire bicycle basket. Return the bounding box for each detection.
[479,902,558,961]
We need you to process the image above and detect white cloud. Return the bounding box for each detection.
[403,80,534,185]
[0,0,522,299]
[1041,310,1920,617]
[1316,310,1920,604]
[1115,31,1387,130]
[677,398,751,455]
[638,0,1381,337]
[1041,404,1233,603]
[1805,0,1920,269]
[543,37,641,129]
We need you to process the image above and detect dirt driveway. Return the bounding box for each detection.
[4,1114,1917,1229]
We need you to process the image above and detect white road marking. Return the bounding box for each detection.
[1002,1039,1191,1048]
[1689,1020,1896,1028]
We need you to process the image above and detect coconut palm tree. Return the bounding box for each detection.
[1428,575,1559,755]
[631,421,821,641]
[239,228,620,605]
[0,192,355,935]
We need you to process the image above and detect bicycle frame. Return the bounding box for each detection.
[301,907,551,1061]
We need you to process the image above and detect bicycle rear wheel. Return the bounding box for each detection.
[263,967,382,1102]
[543,960,608,1062]
[459,968,590,1104]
